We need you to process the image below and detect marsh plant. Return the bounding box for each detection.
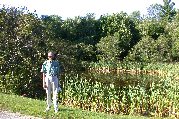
[59,71,179,118]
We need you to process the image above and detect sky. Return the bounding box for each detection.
[1,0,179,19]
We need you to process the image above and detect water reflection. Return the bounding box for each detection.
[59,71,178,117]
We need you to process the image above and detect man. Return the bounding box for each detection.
[41,51,61,113]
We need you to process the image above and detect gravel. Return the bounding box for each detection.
[0,110,41,119]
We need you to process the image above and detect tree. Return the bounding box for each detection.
[126,35,172,63]
[0,6,45,98]
[138,20,165,40]
[147,0,176,21]
[96,13,140,61]
[41,15,63,39]
[129,11,143,24]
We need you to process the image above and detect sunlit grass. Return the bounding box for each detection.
[0,93,156,119]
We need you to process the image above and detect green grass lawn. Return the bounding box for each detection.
[0,93,162,119]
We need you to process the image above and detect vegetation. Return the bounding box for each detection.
[0,93,152,119]
[0,0,179,118]
[59,71,179,118]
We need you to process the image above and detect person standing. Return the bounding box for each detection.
[41,51,61,113]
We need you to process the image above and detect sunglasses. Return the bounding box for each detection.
[48,56,53,58]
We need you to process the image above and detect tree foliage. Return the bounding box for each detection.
[0,0,179,98]
[0,6,45,98]
[97,13,140,61]
[147,0,176,21]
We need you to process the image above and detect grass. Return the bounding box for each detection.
[0,93,163,119]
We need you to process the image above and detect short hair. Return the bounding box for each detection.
[48,52,54,57]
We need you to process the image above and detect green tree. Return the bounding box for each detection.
[97,13,140,61]
[166,12,179,61]
[129,11,143,24]
[0,6,45,98]
[41,15,64,39]
[138,20,165,40]
[126,35,172,63]
[61,13,99,44]
[147,0,176,21]
[126,11,179,63]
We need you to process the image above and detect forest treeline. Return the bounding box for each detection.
[0,0,179,97]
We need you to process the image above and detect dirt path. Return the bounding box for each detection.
[0,110,41,119]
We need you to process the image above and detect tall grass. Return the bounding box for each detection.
[60,70,179,118]
[0,93,151,119]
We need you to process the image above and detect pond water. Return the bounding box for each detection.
[59,71,177,116]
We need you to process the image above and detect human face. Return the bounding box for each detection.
[48,55,53,60]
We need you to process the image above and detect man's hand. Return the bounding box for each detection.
[43,84,47,89]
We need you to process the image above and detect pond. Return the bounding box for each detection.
[59,71,179,117]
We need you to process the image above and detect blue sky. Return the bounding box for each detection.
[1,0,179,19]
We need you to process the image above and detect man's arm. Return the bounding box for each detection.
[41,61,47,89]
[42,73,47,89]
[57,62,60,79]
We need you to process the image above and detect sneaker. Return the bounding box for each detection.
[55,109,58,113]
[45,106,50,112]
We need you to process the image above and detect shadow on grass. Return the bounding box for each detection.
[59,108,74,112]
[43,107,76,119]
